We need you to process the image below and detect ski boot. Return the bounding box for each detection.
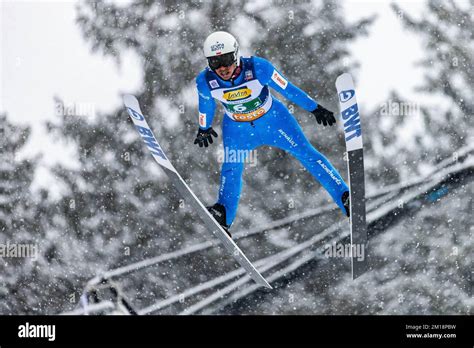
[342,191,350,217]
[207,203,232,238]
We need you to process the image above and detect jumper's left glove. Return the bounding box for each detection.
[311,105,336,127]
[194,127,218,148]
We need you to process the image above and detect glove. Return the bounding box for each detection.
[194,127,218,148]
[311,105,336,127]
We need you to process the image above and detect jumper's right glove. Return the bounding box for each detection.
[311,104,336,127]
[194,127,218,148]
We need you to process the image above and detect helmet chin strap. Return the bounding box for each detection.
[231,65,241,80]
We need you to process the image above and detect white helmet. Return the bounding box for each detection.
[203,31,241,70]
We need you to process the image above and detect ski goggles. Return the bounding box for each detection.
[207,52,236,70]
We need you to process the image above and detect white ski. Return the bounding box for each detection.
[123,94,272,289]
[335,73,368,279]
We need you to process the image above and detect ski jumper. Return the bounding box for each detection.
[196,56,349,226]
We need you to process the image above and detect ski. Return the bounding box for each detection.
[123,94,272,289]
[335,73,368,279]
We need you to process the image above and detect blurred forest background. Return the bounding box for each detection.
[0,0,472,314]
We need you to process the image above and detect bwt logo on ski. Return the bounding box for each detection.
[127,107,144,121]
[135,125,167,161]
[341,103,362,142]
[339,89,355,103]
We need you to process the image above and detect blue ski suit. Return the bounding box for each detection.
[196,56,348,226]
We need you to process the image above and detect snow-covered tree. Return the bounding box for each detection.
[392,0,472,158]
[0,114,45,313]
[0,114,35,234]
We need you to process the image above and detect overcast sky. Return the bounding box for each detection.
[1,0,429,192]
